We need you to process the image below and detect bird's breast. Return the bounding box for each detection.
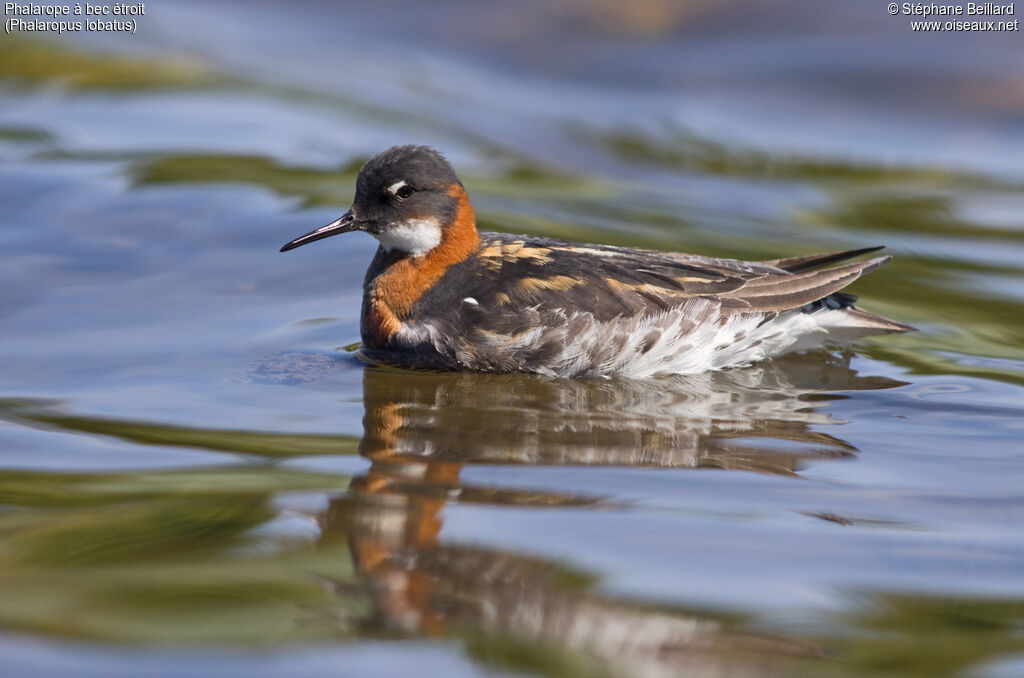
[360,186,480,348]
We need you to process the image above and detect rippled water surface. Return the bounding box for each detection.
[1,1,1023,676]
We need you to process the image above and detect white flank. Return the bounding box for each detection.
[548,304,860,378]
[550,303,840,378]
[427,299,871,378]
[375,218,443,256]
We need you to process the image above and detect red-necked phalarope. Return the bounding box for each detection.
[281,145,910,377]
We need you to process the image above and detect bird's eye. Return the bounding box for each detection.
[395,185,415,200]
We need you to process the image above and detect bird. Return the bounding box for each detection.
[280,145,910,378]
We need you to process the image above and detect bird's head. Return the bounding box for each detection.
[280,145,474,257]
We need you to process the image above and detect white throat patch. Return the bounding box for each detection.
[375,218,443,256]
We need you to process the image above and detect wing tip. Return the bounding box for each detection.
[723,254,896,312]
[764,245,888,273]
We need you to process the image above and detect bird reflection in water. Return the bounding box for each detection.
[317,355,905,675]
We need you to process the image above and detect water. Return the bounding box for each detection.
[1,1,1023,676]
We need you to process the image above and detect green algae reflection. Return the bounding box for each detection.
[0,398,359,458]
[0,38,217,91]
[0,467,364,644]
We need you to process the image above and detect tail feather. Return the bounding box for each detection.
[835,307,915,333]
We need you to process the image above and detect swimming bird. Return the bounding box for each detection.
[280,145,909,378]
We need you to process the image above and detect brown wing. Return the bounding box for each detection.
[469,235,893,316]
[470,236,750,321]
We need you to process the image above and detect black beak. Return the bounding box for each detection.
[280,210,359,252]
